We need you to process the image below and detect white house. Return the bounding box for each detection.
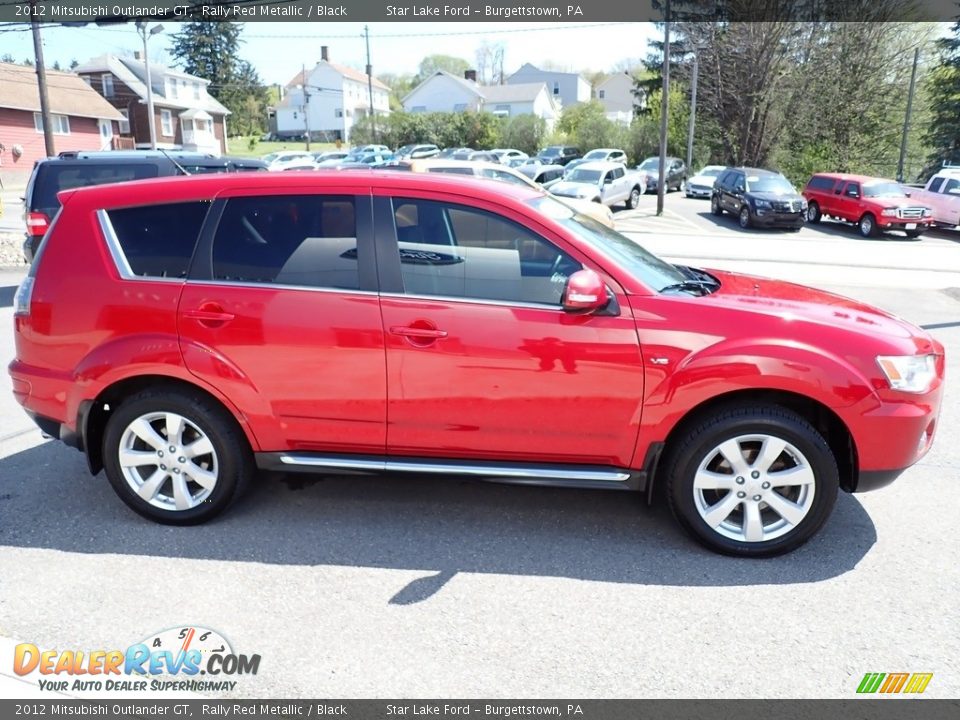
[506,63,591,110]
[596,71,642,125]
[402,71,561,130]
[275,47,390,142]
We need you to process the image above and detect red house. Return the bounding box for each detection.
[0,62,124,185]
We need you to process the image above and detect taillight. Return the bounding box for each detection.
[13,277,34,316]
[25,212,50,237]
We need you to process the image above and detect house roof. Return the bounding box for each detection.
[0,62,124,121]
[74,55,230,115]
[508,63,587,82]
[402,70,483,105]
[597,71,638,89]
[285,62,389,92]
[480,82,547,103]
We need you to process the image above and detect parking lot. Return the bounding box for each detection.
[1,189,959,698]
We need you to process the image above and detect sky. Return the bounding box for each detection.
[0,21,658,85]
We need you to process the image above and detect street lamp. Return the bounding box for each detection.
[136,21,164,151]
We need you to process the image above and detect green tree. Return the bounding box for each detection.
[417,55,471,82]
[501,115,546,156]
[924,18,960,173]
[0,53,14,63]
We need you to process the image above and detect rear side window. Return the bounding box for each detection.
[35,163,160,212]
[212,195,359,290]
[106,201,210,279]
[807,176,836,192]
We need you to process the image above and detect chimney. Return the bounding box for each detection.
[465,69,477,82]
[321,46,329,62]
[134,51,141,60]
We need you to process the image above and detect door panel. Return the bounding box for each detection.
[179,192,387,453]
[377,196,645,467]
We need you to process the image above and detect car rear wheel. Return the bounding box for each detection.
[102,388,253,525]
[859,213,879,238]
[739,206,752,229]
[711,196,723,216]
[627,187,641,209]
[806,201,821,223]
[663,404,839,557]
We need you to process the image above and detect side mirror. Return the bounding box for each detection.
[562,269,608,313]
[903,191,912,198]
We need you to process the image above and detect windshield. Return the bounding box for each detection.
[565,169,602,184]
[639,158,660,170]
[746,176,796,194]
[698,167,723,177]
[863,182,907,198]
[584,150,608,160]
[540,147,561,157]
[526,196,686,292]
[262,153,279,163]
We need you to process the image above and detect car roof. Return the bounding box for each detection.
[733,167,783,177]
[61,168,545,207]
[570,161,624,171]
[585,148,623,154]
[808,172,895,184]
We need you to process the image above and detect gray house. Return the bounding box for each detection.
[506,63,591,110]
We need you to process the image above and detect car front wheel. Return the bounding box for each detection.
[711,196,723,216]
[102,388,254,525]
[627,187,641,209]
[663,404,839,557]
[859,213,879,238]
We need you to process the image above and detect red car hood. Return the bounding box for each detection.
[703,269,925,343]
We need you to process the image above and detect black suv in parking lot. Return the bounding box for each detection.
[535,146,581,166]
[711,167,806,231]
[21,151,266,262]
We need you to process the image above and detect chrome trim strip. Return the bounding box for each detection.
[378,292,562,312]
[278,454,630,482]
[185,279,379,296]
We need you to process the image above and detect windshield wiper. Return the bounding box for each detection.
[661,266,720,296]
[659,280,712,296]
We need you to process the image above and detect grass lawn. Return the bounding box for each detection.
[226,136,340,158]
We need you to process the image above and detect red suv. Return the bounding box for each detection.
[9,172,945,556]
[803,173,934,238]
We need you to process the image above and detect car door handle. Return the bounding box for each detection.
[389,325,448,339]
[184,305,235,327]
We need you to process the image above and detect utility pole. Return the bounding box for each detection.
[30,3,55,158]
[136,21,163,151]
[364,25,376,142]
[686,50,698,174]
[301,63,311,151]
[896,47,920,183]
[656,0,671,216]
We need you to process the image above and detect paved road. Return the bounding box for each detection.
[1,256,958,698]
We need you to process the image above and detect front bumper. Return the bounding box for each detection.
[686,185,713,197]
[879,218,933,232]
[751,210,805,228]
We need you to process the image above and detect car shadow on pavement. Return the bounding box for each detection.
[697,210,925,242]
[0,441,877,603]
[0,285,15,308]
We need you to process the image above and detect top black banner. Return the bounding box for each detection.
[3,0,960,24]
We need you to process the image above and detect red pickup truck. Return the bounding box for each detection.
[803,172,934,238]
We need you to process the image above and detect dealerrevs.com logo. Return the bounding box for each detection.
[13,626,261,693]
[856,672,933,694]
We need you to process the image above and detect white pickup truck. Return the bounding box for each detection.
[908,170,960,229]
[548,161,649,209]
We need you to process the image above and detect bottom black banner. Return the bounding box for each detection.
[1,700,959,720]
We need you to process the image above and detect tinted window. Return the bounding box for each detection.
[807,175,836,192]
[107,201,210,279]
[428,167,475,176]
[943,178,960,194]
[928,177,945,193]
[35,163,160,212]
[844,182,861,197]
[212,195,359,289]
[391,198,581,305]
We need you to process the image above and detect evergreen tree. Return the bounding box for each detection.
[924,19,960,172]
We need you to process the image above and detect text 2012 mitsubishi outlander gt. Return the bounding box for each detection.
[9,172,945,556]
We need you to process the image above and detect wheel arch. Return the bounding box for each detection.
[648,388,858,503]
[81,375,259,475]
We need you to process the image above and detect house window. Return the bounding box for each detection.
[102,74,114,97]
[118,109,130,134]
[98,119,113,140]
[182,119,194,132]
[454,103,467,112]
[293,111,298,119]
[34,112,70,135]
[335,109,343,118]
[193,82,201,100]
[81,75,92,86]
[598,89,605,99]
[160,109,174,137]
[411,106,426,113]
[553,81,560,95]
[165,78,176,99]
[495,104,510,115]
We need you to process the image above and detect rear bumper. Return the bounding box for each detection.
[24,410,83,450]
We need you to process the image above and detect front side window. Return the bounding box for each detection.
[391,198,582,306]
[106,201,210,279]
[844,182,861,198]
[212,195,360,290]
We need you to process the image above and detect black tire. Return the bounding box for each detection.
[662,404,839,557]
[806,201,821,224]
[711,195,724,216]
[858,213,879,238]
[739,206,752,229]
[627,187,641,210]
[102,388,254,525]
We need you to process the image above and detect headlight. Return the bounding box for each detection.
[876,354,938,393]
[754,199,771,209]
[922,208,932,217]
[881,208,897,217]
[801,200,808,210]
